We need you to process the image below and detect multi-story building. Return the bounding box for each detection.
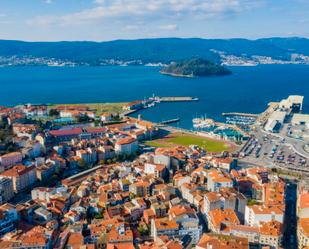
[228,225,260,244]
[297,191,309,219]
[115,137,138,155]
[129,181,150,197]
[31,187,57,202]
[207,208,240,233]
[245,205,284,227]
[196,234,249,249]
[0,203,18,237]
[151,218,179,239]
[259,220,283,249]
[144,163,168,179]
[210,157,237,171]
[0,152,23,171]
[1,165,36,193]
[298,218,309,249]
[0,176,14,204]
[207,169,233,192]
[76,148,97,165]
[263,180,285,207]
[36,163,57,182]
[169,205,202,244]
[203,187,247,221]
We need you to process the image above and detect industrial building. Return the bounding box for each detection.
[291,114,309,126]
[264,111,287,133]
[279,95,304,113]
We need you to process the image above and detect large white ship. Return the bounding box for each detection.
[192,116,215,129]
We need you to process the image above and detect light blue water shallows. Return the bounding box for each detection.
[0,65,308,129]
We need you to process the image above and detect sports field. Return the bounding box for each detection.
[145,132,231,153]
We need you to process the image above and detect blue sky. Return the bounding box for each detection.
[0,0,308,41]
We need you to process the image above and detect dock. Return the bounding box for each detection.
[159,118,180,125]
[159,97,199,102]
[222,112,259,118]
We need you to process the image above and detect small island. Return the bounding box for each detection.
[160,58,232,78]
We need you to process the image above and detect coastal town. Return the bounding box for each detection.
[0,95,308,249]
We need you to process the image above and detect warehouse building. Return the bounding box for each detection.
[264,111,287,133]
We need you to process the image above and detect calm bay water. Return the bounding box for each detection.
[0,65,308,129]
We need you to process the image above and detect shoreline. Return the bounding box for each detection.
[160,71,195,78]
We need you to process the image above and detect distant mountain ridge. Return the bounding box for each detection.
[0,37,309,65]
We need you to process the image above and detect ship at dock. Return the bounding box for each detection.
[192,116,215,129]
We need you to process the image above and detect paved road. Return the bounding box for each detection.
[283,180,297,249]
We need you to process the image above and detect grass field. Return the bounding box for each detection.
[49,102,127,114]
[145,132,230,153]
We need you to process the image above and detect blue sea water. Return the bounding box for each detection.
[0,65,308,129]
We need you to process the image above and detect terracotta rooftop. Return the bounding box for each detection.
[300,192,309,209]
[49,128,83,137]
[1,165,35,177]
[116,137,136,145]
[154,218,179,231]
[299,218,309,237]
[197,234,249,249]
[259,220,283,237]
[208,208,240,230]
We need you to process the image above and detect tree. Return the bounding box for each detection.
[129,193,136,200]
[94,212,104,219]
[78,159,89,170]
[77,115,90,123]
[138,224,149,236]
[49,109,60,116]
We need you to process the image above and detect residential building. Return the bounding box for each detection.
[1,165,36,193]
[0,176,14,204]
[129,181,150,197]
[259,220,283,249]
[211,157,237,171]
[298,218,309,249]
[207,208,240,233]
[0,152,23,171]
[115,137,138,155]
[0,203,18,237]
[245,205,284,227]
[196,234,249,249]
[207,169,233,192]
[151,218,179,239]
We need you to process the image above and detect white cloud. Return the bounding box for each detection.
[159,24,178,31]
[28,0,260,26]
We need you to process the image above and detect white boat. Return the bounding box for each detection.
[192,116,215,129]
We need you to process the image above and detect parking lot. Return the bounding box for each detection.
[285,123,309,141]
[240,131,308,170]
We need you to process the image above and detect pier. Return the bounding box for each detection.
[222,112,259,118]
[159,96,199,102]
[159,118,180,125]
